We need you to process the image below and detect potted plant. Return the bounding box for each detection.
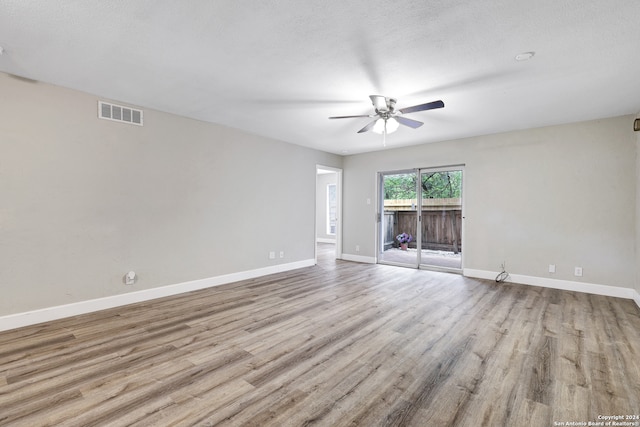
[396,232,413,250]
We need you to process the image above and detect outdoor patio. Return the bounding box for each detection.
[379,247,461,269]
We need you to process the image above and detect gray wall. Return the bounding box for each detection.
[637,123,640,295]
[0,72,342,315]
[316,172,337,241]
[343,116,637,290]
[1,70,637,318]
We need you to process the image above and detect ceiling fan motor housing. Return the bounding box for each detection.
[387,98,397,112]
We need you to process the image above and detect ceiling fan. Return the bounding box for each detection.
[329,95,444,144]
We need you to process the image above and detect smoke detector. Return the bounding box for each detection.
[515,51,535,61]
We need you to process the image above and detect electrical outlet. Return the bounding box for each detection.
[269,251,276,260]
[574,267,583,277]
[279,251,284,258]
[548,264,556,273]
[124,271,136,285]
[356,245,360,252]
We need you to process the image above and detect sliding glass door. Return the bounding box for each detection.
[378,170,419,267]
[419,167,463,271]
[378,166,463,271]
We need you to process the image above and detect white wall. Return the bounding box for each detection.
[316,172,337,242]
[0,72,342,316]
[343,116,637,290]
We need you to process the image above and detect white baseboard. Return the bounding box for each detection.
[0,259,315,332]
[464,268,638,302]
[316,237,336,244]
[3,262,637,333]
[340,253,376,264]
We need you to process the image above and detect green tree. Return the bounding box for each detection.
[383,174,416,199]
[384,171,461,200]
[421,171,461,199]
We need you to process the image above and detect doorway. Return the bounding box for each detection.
[316,165,342,262]
[378,166,464,272]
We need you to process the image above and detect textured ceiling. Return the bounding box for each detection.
[1,1,640,154]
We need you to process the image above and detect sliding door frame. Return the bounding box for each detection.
[418,165,465,273]
[377,169,419,268]
[377,164,465,273]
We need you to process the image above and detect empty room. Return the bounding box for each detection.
[1,1,639,426]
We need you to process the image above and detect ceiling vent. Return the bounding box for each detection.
[98,101,143,126]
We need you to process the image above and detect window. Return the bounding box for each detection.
[327,184,337,235]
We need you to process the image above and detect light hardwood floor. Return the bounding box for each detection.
[1,244,639,426]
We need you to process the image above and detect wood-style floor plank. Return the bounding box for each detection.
[1,243,639,426]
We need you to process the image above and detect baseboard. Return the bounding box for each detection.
[464,268,637,301]
[0,259,315,332]
[341,253,376,264]
[316,237,336,244]
[4,262,636,333]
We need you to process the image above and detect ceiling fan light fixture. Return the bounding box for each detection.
[386,117,399,133]
[372,118,385,134]
[372,117,399,134]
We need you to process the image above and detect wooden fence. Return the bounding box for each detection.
[383,199,462,253]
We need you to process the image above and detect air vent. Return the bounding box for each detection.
[98,101,143,126]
